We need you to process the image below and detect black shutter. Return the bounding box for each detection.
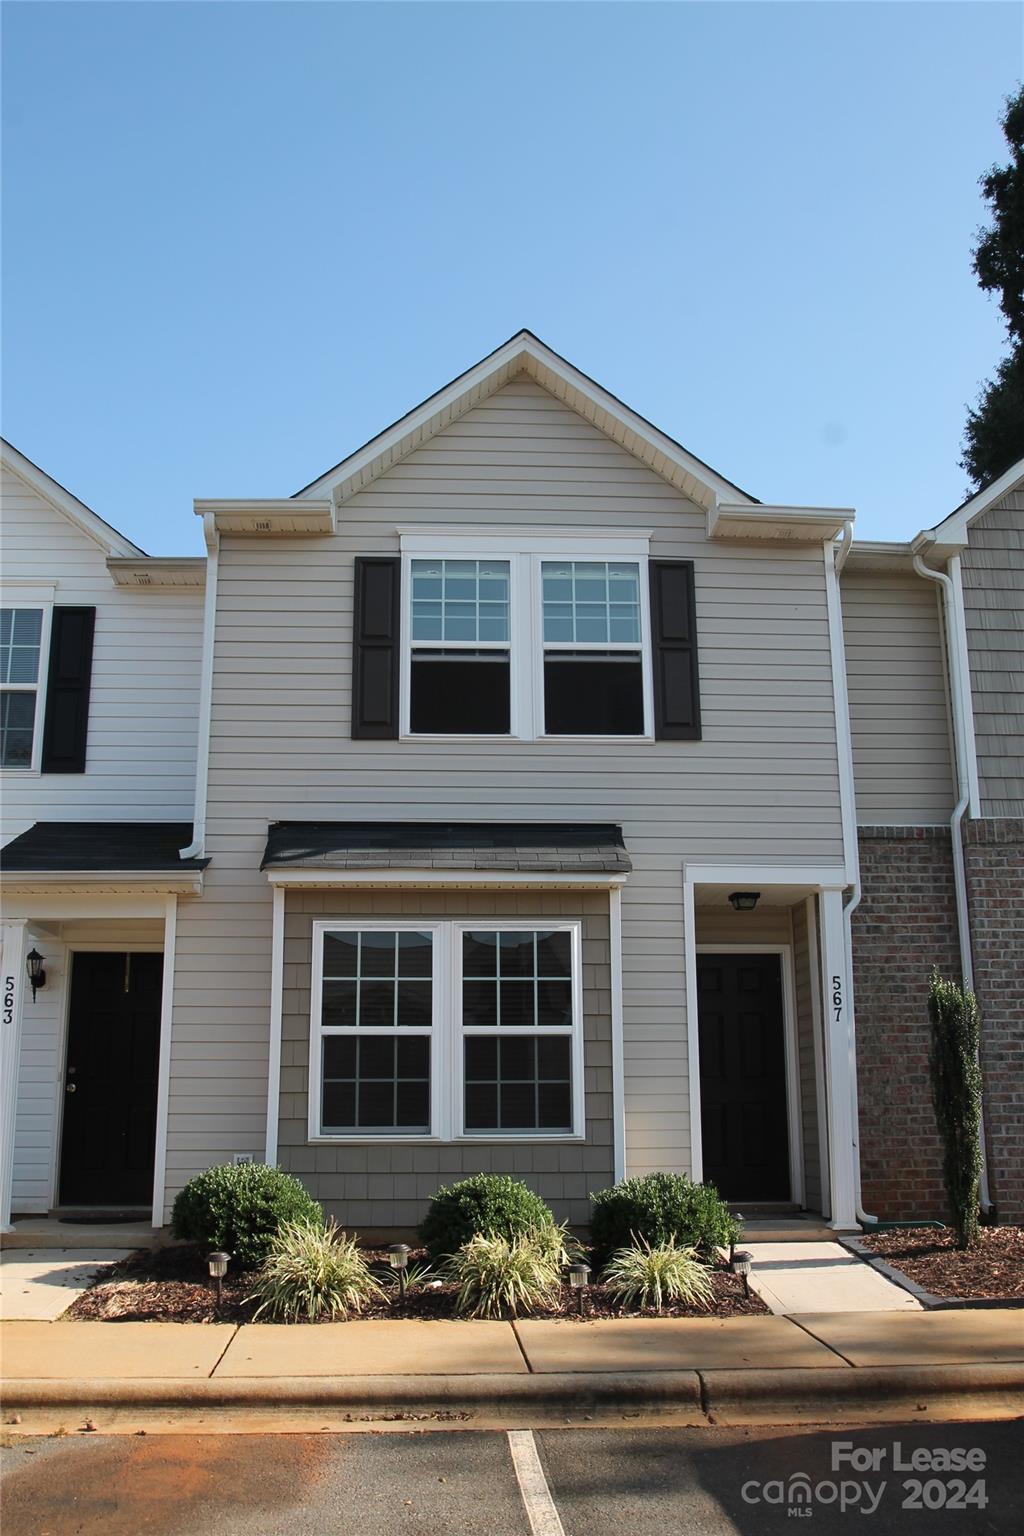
[352,557,400,739]
[41,606,96,772]
[649,560,701,740]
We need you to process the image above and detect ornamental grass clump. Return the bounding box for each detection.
[445,1231,563,1319]
[248,1219,385,1322]
[601,1237,715,1314]
[928,969,984,1250]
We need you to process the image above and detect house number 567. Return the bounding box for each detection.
[832,974,844,1025]
[3,976,14,1029]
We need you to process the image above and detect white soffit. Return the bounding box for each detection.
[708,503,855,543]
[193,498,335,537]
[842,540,917,575]
[107,557,206,589]
[917,456,1024,560]
[293,331,760,513]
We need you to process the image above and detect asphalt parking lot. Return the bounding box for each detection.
[2,1420,1020,1535]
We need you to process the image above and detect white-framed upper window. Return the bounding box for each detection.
[408,558,512,735]
[0,605,49,771]
[309,919,584,1142]
[399,535,652,740]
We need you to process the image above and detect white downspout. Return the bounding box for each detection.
[826,525,877,1225]
[179,514,219,861]
[912,550,992,1212]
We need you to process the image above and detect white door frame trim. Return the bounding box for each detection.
[151,896,177,1227]
[695,943,805,1209]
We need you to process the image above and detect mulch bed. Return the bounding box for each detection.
[63,1243,767,1325]
[859,1224,1024,1300]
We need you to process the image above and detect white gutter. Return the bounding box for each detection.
[826,524,876,1225]
[179,514,218,861]
[912,550,992,1211]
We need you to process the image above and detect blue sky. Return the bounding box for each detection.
[2,3,1021,554]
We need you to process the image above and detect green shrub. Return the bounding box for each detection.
[601,1238,715,1314]
[445,1231,562,1318]
[929,970,983,1250]
[248,1219,384,1322]
[589,1173,739,1262]
[171,1162,323,1269]
[419,1174,556,1262]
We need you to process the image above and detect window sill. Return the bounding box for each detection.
[396,733,653,744]
[307,1133,587,1145]
[0,766,40,777]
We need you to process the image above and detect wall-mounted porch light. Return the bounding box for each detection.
[728,892,761,913]
[26,949,46,1002]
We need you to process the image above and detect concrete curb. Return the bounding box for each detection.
[5,1365,1023,1426]
[699,1364,1024,1424]
[839,1236,1024,1311]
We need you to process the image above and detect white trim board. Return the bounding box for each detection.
[267,869,628,891]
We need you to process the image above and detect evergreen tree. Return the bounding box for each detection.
[961,86,1024,487]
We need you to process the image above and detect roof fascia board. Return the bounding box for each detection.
[1,439,144,558]
[266,869,628,890]
[0,871,205,895]
[293,331,759,511]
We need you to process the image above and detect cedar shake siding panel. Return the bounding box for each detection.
[276,890,613,1231]
[0,465,203,843]
[166,377,846,1210]
[840,569,955,825]
[961,487,1024,818]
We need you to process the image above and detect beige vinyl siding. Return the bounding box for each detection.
[0,466,203,843]
[841,568,955,824]
[961,486,1024,818]
[168,377,845,1209]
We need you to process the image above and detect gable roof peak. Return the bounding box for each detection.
[1,437,145,557]
[294,331,760,511]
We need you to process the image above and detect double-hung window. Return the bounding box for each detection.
[541,560,645,735]
[409,559,511,734]
[310,920,583,1140]
[315,926,436,1137]
[0,607,45,769]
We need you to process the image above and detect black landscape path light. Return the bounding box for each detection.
[388,1243,411,1301]
[732,1250,753,1298]
[207,1251,230,1308]
[568,1262,590,1316]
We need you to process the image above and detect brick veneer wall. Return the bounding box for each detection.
[964,818,1024,1225]
[853,827,960,1219]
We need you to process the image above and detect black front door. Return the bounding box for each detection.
[697,952,790,1202]
[59,951,163,1207]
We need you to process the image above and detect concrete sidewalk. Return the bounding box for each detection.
[741,1241,921,1314]
[2,1309,1021,1432]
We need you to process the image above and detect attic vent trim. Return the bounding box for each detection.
[252,519,273,532]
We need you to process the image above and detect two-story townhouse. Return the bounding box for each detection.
[3,336,1018,1241]
[40,331,858,1238]
[842,457,1024,1225]
[0,440,205,1224]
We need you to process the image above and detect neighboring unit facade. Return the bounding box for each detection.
[1,334,1020,1236]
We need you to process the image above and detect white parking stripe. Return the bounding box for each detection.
[507,1430,567,1536]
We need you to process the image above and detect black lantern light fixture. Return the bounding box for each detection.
[732,1249,753,1298]
[388,1242,411,1300]
[567,1261,590,1316]
[26,949,47,1002]
[207,1251,230,1307]
[728,892,761,913]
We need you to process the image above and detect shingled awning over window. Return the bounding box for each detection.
[0,822,208,873]
[261,822,631,875]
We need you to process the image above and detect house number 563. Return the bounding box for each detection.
[832,974,844,1025]
[3,976,14,1029]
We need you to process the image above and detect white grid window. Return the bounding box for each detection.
[542,561,642,645]
[0,608,44,769]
